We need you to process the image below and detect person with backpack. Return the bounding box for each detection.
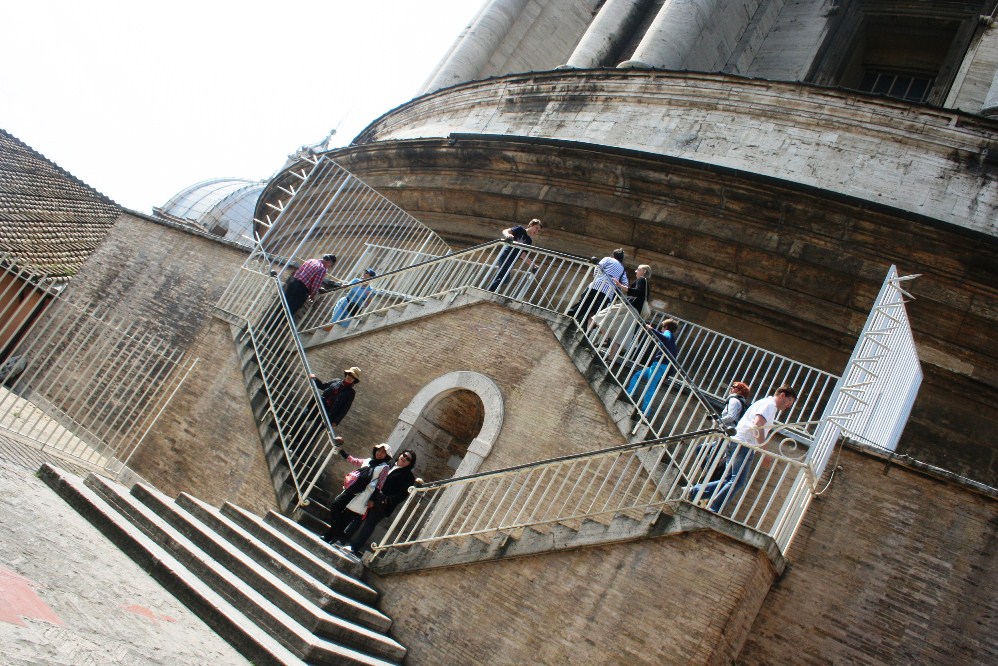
[695,381,752,483]
[320,441,392,543]
[687,384,798,513]
[719,381,751,431]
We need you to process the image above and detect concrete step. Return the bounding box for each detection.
[262,510,366,579]
[38,463,400,666]
[369,505,705,576]
[86,476,405,663]
[180,494,378,605]
[219,502,376,603]
[133,489,383,633]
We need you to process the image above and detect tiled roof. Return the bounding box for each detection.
[0,129,121,279]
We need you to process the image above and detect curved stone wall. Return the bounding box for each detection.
[283,136,998,485]
[355,70,998,236]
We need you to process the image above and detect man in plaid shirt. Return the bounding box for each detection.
[283,253,336,317]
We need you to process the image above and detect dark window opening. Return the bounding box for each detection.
[857,70,934,103]
[807,1,983,107]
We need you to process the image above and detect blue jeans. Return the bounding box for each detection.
[688,443,754,512]
[626,361,670,413]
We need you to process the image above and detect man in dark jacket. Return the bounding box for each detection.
[312,366,361,427]
[344,449,419,556]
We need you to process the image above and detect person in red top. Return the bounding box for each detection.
[283,253,336,317]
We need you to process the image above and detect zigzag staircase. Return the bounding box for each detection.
[290,285,801,576]
[300,286,653,443]
[229,284,654,534]
[223,237,822,575]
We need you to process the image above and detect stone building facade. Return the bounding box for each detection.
[257,0,998,488]
[6,1,996,663]
[38,202,992,664]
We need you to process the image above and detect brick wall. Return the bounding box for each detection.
[371,531,776,666]
[58,212,278,512]
[738,448,998,664]
[308,298,782,663]
[307,301,630,488]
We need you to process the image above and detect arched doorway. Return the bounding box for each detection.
[386,371,504,482]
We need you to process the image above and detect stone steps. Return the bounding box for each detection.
[301,289,470,350]
[39,463,407,666]
[368,505,712,575]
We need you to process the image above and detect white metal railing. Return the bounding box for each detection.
[294,240,851,558]
[809,266,922,478]
[372,424,814,559]
[299,239,599,335]
[211,156,887,559]
[245,155,451,301]
[0,258,196,476]
[221,268,339,507]
[643,311,839,441]
[303,240,832,446]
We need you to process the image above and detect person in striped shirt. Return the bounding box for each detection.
[567,249,628,325]
[283,253,336,317]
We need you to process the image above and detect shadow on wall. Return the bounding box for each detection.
[386,371,505,482]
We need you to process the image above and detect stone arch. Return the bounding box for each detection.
[386,371,504,480]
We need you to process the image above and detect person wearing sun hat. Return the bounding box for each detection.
[311,366,362,428]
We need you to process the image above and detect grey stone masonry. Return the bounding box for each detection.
[420,0,530,94]
[0,434,250,666]
[36,460,408,665]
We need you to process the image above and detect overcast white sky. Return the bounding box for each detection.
[0,1,480,212]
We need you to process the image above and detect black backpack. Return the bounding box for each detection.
[720,395,748,428]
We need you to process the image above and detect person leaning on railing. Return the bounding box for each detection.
[567,248,628,324]
[339,449,421,557]
[589,264,652,356]
[486,218,543,292]
[283,253,336,318]
[686,384,798,513]
[330,268,377,327]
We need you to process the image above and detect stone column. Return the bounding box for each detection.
[561,0,656,69]
[420,0,530,95]
[618,0,720,70]
[983,68,998,118]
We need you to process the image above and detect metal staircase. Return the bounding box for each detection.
[214,157,919,577]
[365,428,802,575]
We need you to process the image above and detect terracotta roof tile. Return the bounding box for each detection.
[0,129,121,278]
